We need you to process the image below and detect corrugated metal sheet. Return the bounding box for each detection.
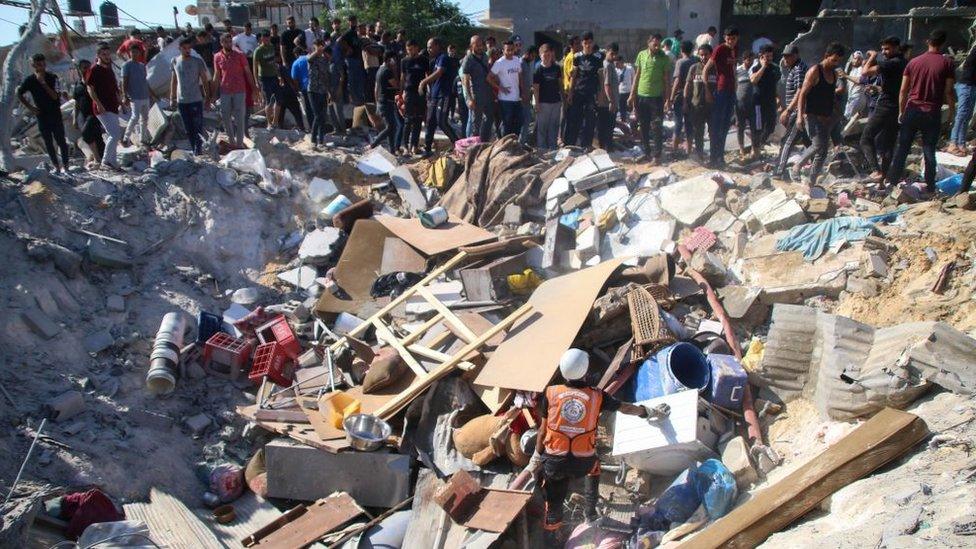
[757,304,976,420]
[124,488,282,548]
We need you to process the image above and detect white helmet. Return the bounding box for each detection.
[559,348,589,381]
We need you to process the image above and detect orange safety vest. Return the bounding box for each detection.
[543,385,603,458]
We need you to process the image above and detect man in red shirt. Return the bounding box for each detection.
[702,26,739,168]
[213,33,257,147]
[886,29,956,192]
[85,43,123,170]
[117,28,147,61]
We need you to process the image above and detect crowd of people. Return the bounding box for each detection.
[13,14,976,196]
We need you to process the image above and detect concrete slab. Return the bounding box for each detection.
[658,174,720,226]
[307,177,339,203]
[563,155,599,182]
[277,266,320,291]
[390,166,429,212]
[298,228,342,264]
[265,438,412,506]
[357,147,398,175]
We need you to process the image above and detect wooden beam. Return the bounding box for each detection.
[399,312,445,346]
[371,319,427,377]
[374,303,533,420]
[415,286,477,343]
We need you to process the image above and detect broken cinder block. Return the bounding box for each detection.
[720,436,758,489]
[21,308,61,339]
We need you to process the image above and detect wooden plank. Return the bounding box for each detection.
[400,312,445,346]
[462,489,533,533]
[247,493,364,548]
[374,303,533,420]
[676,408,929,548]
[416,286,477,343]
[372,319,428,376]
[328,251,469,351]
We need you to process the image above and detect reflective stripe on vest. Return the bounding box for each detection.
[543,385,603,458]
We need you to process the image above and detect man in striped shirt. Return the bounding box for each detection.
[774,44,809,178]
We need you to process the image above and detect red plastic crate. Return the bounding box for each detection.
[203,332,254,380]
[255,314,301,360]
[248,342,294,387]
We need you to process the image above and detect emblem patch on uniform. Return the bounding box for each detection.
[560,398,586,424]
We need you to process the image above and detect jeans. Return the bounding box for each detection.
[38,118,70,169]
[735,102,758,152]
[859,103,899,174]
[618,93,630,122]
[519,102,532,144]
[498,100,523,138]
[775,111,808,175]
[95,111,122,166]
[535,102,561,150]
[672,95,685,143]
[564,92,597,148]
[757,98,777,146]
[402,93,424,149]
[424,95,459,152]
[637,95,664,158]
[466,101,493,141]
[371,100,403,151]
[687,103,711,157]
[794,115,832,184]
[951,82,975,147]
[177,101,204,155]
[308,91,329,144]
[219,92,247,145]
[345,57,366,106]
[123,98,150,144]
[887,107,941,191]
[709,89,735,164]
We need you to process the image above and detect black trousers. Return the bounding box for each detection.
[886,107,941,190]
[860,103,899,174]
[757,98,777,146]
[596,106,614,150]
[279,94,305,131]
[424,95,459,152]
[39,119,70,169]
[564,92,597,148]
[687,103,710,157]
[736,102,758,152]
[402,93,425,148]
[541,455,599,527]
[637,95,664,158]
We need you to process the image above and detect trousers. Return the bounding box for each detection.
[886,107,941,191]
[177,101,204,155]
[95,111,121,166]
[424,95,459,152]
[219,92,247,145]
[535,102,561,150]
[123,98,150,144]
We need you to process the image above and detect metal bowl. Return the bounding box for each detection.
[343,414,392,452]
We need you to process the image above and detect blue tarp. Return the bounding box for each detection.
[775,216,876,260]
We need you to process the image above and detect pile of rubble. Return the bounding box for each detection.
[1,123,976,548]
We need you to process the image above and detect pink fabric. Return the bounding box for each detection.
[214,49,250,95]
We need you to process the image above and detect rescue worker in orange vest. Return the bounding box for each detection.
[528,348,670,544]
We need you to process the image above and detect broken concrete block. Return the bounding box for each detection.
[846,275,879,297]
[573,167,626,192]
[576,224,600,261]
[266,300,310,323]
[690,250,726,285]
[761,199,807,232]
[277,266,319,292]
[21,308,60,340]
[720,436,758,489]
[658,174,720,226]
[265,438,412,506]
[542,218,574,270]
[503,204,523,225]
[357,147,398,175]
[298,228,341,265]
[106,295,125,312]
[561,192,590,213]
[704,208,737,234]
[719,285,763,319]
[865,253,889,278]
[86,238,133,269]
[563,155,599,182]
[590,150,616,171]
[390,166,428,211]
[31,288,60,319]
[307,177,339,203]
[951,191,976,211]
[546,177,571,201]
[184,413,212,436]
[25,239,83,278]
[46,391,85,422]
[83,329,114,354]
[804,198,834,218]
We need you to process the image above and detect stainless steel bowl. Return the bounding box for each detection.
[343,413,392,451]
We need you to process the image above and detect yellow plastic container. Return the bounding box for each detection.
[323,391,362,430]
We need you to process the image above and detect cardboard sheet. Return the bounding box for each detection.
[314,219,393,316]
[677,408,928,548]
[375,214,496,257]
[473,258,627,392]
[380,237,427,275]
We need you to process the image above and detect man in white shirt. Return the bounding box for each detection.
[304,17,324,51]
[489,40,524,137]
[751,32,773,55]
[616,58,634,121]
[695,26,717,48]
[232,22,258,66]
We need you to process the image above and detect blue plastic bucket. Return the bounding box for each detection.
[623,342,711,402]
[321,194,352,219]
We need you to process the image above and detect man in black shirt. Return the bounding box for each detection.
[280,16,303,68]
[419,36,460,157]
[370,52,403,152]
[71,59,105,168]
[342,15,367,106]
[533,43,563,150]
[565,32,602,149]
[18,53,70,173]
[750,44,780,149]
[859,36,907,181]
[400,40,429,154]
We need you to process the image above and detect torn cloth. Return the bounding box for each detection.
[775,216,876,261]
[60,488,124,539]
[439,134,570,227]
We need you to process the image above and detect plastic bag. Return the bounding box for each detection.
[694,459,737,520]
[653,468,700,523]
[77,520,156,548]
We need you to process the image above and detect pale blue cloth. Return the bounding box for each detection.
[775,216,876,260]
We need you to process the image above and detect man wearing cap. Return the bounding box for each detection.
[528,348,670,545]
[774,44,808,178]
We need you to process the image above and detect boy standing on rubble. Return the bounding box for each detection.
[18,53,70,174]
[528,348,668,545]
[171,37,212,156]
